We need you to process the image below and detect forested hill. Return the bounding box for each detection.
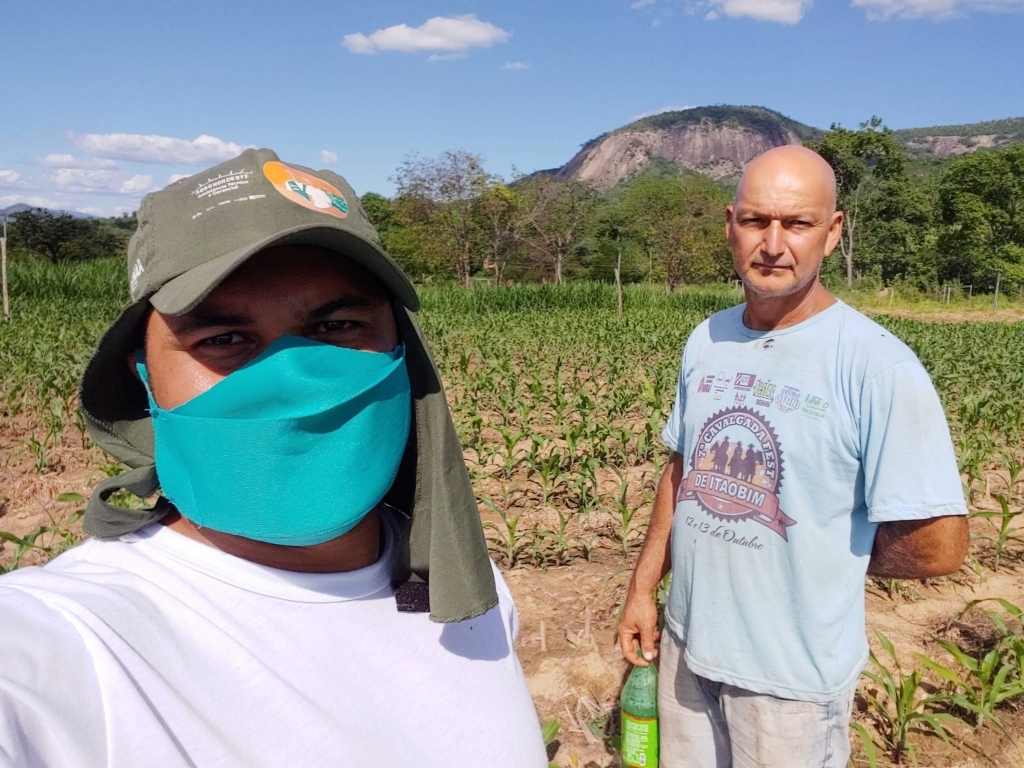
[555,106,1024,190]
[892,117,1024,157]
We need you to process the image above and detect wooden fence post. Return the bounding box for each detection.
[1,216,9,320]
[614,245,623,320]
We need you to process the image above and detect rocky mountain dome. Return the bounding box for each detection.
[554,106,1024,190]
[555,106,820,190]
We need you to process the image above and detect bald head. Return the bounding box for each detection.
[735,145,837,214]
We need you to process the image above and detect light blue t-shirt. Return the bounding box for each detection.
[661,300,966,702]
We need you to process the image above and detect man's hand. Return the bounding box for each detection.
[618,587,660,667]
[618,452,684,667]
[868,515,969,579]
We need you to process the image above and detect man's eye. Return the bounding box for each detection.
[199,332,245,347]
[316,320,359,333]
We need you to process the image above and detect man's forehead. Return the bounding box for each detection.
[163,253,389,329]
[206,248,387,301]
[736,148,837,213]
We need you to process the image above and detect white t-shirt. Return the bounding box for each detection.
[0,510,547,767]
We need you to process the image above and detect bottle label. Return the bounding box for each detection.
[621,713,658,767]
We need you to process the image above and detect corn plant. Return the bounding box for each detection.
[928,598,1024,731]
[859,631,960,765]
[0,494,85,574]
[969,494,1024,570]
[921,641,1024,731]
[480,498,529,567]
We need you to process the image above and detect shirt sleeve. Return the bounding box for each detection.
[859,361,968,523]
[0,589,109,767]
[661,345,689,455]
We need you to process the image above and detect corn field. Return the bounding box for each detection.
[1,259,1023,564]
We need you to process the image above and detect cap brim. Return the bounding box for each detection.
[149,225,420,315]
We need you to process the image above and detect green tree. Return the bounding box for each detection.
[9,209,125,263]
[519,176,601,284]
[810,117,908,286]
[472,184,529,285]
[937,144,1024,289]
[391,151,492,287]
[617,175,729,291]
[589,204,645,284]
[359,192,394,240]
[858,176,935,282]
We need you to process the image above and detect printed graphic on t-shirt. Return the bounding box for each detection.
[801,394,829,420]
[776,386,801,413]
[679,407,797,541]
[733,373,756,390]
[712,372,730,400]
[752,380,776,408]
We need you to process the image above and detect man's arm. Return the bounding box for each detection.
[618,451,684,667]
[868,515,969,579]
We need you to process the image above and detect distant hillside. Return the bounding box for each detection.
[1,203,93,219]
[555,106,1024,190]
[892,117,1024,157]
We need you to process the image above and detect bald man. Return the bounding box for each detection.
[618,146,968,768]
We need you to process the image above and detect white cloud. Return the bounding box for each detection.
[502,61,530,70]
[0,170,22,185]
[72,133,250,165]
[342,15,509,55]
[631,0,657,8]
[320,150,338,166]
[42,153,119,169]
[119,175,156,194]
[632,105,697,120]
[852,0,1024,18]
[52,168,157,196]
[427,52,466,62]
[705,0,813,22]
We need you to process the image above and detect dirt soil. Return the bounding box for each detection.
[4,428,1024,767]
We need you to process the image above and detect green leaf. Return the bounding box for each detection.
[918,655,962,686]
[540,717,560,746]
[851,722,878,768]
[57,491,85,503]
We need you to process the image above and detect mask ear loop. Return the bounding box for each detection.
[132,349,161,413]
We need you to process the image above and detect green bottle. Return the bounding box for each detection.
[620,648,659,768]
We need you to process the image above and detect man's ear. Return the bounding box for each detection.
[824,210,844,256]
[725,204,735,242]
[127,350,142,383]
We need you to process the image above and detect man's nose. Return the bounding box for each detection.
[762,221,786,258]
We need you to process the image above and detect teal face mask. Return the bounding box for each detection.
[136,336,412,546]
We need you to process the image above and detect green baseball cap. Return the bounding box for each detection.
[129,148,419,314]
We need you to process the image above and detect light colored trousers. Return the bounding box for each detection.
[658,629,855,768]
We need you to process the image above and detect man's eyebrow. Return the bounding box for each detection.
[308,295,382,320]
[173,311,253,333]
[736,209,820,220]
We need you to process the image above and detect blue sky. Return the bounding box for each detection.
[1,0,1021,216]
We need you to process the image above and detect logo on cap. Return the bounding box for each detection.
[263,161,349,218]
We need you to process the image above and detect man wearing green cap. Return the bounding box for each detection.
[0,150,548,767]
